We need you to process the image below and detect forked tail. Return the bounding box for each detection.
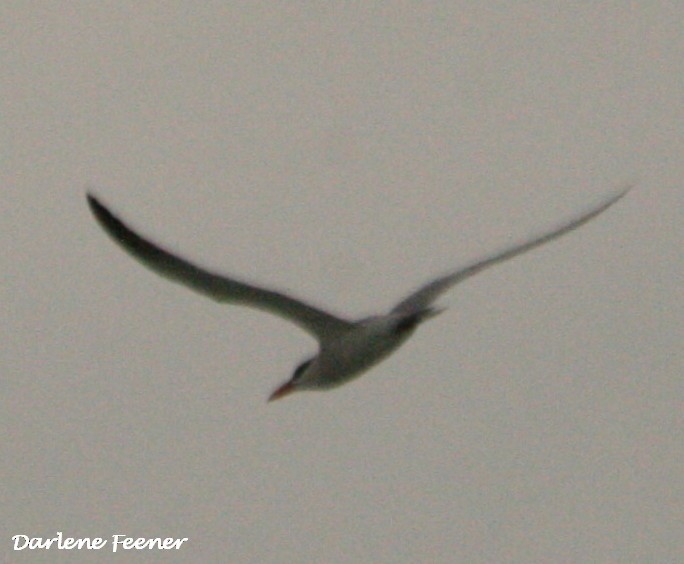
[395,306,446,334]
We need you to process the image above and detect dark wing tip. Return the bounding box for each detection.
[86,192,108,221]
[86,192,129,241]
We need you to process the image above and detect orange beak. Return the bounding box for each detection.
[268,380,297,402]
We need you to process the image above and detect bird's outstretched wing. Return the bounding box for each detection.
[392,187,630,315]
[87,194,354,342]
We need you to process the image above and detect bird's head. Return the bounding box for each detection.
[268,358,314,402]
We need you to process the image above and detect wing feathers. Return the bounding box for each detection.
[392,187,630,315]
[87,194,353,341]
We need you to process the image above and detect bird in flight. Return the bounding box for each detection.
[87,188,629,401]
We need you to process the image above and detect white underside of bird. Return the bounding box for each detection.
[87,187,629,401]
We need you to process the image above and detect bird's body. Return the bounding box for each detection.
[296,311,430,390]
[304,316,407,388]
[86,188,629,401]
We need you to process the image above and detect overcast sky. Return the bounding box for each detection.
[3,3,682,562]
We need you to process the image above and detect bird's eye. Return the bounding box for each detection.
[292,360,311,382]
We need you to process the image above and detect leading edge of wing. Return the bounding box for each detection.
[392,186,631,315]
[86,194,354,341]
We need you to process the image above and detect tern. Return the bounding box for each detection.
[87,188,629,401]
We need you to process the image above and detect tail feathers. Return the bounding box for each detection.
[395,307,446,334]
[419,306,446,321]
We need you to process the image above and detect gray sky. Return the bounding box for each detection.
[3,3,682,563]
